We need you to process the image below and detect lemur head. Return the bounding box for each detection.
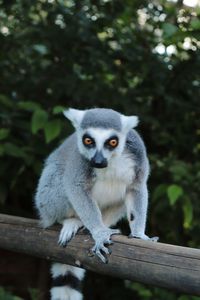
[64,108,138,168]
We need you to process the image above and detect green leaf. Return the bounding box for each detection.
[3,143,26,158]
[29,287,40,300]
[0,128,10,140]
[44,119,61,143]
[152,184,167,202]
[0,94,13,108]
[162,23,177,38]
[169,161,188,181]
[31,109,48,134]
[178,295,200,300]
[183,197,193,229]
[190,19,200,30]
[130,283,152,297]
[167,184,183,206]
[53,105,66,114]
[0,287,23,300]
[18,101,41,111]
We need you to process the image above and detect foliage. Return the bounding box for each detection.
[127,282,200,300]
[0,0,200,299]
[0,287,22,300]
[0,287,38,300]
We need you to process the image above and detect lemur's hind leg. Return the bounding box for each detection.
[58,218,83,247]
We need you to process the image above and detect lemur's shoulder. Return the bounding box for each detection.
[125,130,147,162]
[45,133,78,164]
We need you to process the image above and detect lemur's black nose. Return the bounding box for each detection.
[90,151,108,168]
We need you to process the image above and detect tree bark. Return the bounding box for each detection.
[0,214,200,295]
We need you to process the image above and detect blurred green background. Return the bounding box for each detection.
[0,0,200,299]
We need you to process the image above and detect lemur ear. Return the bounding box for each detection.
[121,115,139,132]
[63,108,85,128]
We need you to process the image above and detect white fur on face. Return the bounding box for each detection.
[88,128,116,151]
[77,128,96,160]
[77,128,127,161]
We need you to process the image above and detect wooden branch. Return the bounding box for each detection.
[0,214,200,295]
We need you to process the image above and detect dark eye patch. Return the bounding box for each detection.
[104,135,119,150]
[82,134,95,148]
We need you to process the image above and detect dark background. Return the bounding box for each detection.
[0,0,200,299]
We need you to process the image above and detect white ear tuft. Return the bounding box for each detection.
[121,115,139,132]
[63,108,85,129]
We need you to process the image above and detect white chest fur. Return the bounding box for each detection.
[91,153,135,209]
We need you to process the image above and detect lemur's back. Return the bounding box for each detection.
[47,133,77,165]
[35,133,80,227]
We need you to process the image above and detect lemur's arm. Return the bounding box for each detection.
[67,182,120,263]
[125,130,158,241]
[68,182,104,231]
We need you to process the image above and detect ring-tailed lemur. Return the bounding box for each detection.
[35,108,158,300]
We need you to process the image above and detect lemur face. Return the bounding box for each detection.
[78,127,125,168]
[63,108,139,169]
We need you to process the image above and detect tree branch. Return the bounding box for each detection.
[0,214,200,295]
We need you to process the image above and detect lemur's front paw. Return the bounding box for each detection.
[91,228,120,263]
[129,233,159,242]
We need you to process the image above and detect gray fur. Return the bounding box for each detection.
[35,108,158,300]
[81,108,122,130]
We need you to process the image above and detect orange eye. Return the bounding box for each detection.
[84,137,93,145]
[108,139,118,147]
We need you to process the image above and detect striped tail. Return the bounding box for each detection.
[51,263,85,300]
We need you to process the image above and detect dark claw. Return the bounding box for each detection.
[151,236,159,242]
[78,226,84,232]
[88,248,95,257]
[99,253,108,264]
[105,240,113,245]
[108,248,112,255]
[58,234,74,247]
[90,246,109,264]
[96,251,107,263]
[128,233,139,239]
[104,257,108,264]
[58,240,67,247]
